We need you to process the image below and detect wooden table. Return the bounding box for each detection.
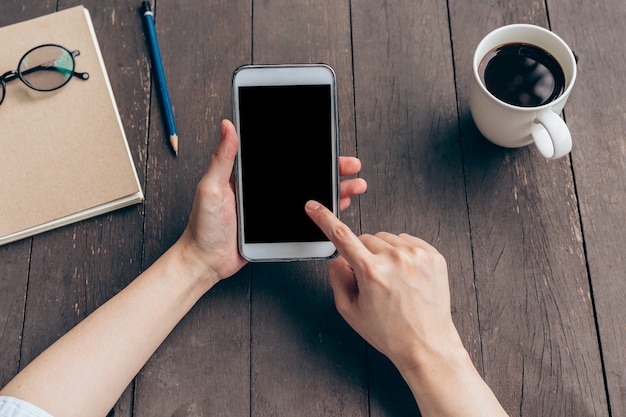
[1,1,624,416]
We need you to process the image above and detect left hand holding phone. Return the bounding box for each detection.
[177,119,367,289]
[0,119,366,417]
[178,119,246,290]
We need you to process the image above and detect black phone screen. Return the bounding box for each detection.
[238,84,334,243]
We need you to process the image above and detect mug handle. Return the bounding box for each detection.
[531,111,572,159]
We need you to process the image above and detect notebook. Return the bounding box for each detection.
[0,6,144,246]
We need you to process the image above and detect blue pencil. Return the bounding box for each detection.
[142,1,178,156]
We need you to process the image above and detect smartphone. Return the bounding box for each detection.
[232,64,339,261]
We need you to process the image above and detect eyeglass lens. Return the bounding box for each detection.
[18,45,74,91]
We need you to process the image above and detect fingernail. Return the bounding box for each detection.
[306,200,321,211]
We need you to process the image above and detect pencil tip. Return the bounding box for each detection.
[170,134,179,157]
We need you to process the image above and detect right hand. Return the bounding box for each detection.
[304,200,463,373]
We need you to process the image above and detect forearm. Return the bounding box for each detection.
[0,239,217,417]
[400,343,509,417]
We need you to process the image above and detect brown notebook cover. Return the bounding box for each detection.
[0,6,144,246]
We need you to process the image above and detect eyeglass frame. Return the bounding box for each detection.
[0,43,89,106]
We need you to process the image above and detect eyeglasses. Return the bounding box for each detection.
[0,44,89,106]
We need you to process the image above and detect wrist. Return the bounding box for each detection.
[168,235,221,294]
[391,322,472,394]
[396,333,470,382]
[397,337,507,417]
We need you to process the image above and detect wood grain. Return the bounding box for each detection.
[350,0,480,415]
[132,0,252,415]
[0,240,29,388]
[448,0,609,415]
[550,0,626,415]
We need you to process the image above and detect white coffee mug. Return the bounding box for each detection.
[470,24,577,159]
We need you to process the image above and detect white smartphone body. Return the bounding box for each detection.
[232,64,339,262]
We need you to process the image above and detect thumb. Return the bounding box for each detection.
[204,119,238,185]
[328,257,359,315]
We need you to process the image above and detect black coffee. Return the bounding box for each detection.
[479,42,565,107]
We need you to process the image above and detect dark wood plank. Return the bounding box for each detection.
[10,1,150,415]
[448,0,609,415]
[549,0,626,415]
[249,1,367,415]
[0,240,30,388]
[250,264,367,416]
[132,0,252,415]
[350,0,480,415]
[0,0,56,24]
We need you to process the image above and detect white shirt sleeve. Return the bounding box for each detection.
[0,397,54,417]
